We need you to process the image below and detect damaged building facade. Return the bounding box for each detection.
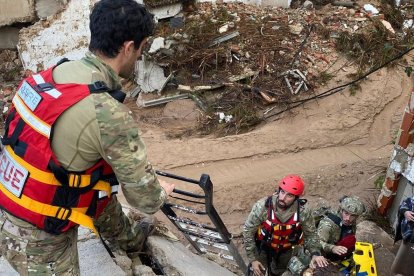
[378,89,414,225]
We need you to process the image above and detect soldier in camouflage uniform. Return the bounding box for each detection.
[317,196,365,265]
[0,0,175,275]
[243,175,328,276]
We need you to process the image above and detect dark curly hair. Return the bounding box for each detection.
[89,0,154,58]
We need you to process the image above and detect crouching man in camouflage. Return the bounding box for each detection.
[0,0,175,275]
[317,196,366,271]
[243,175,328,276]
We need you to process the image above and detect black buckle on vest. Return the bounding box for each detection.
[55,207,72,221]
[34,82,54,92]
[89,81,109,92]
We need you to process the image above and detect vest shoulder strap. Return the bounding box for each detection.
[327,212,342,226]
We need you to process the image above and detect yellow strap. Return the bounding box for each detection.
[5,146,112,197]
[0,182,98,235]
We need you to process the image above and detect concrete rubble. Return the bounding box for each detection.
[0,0,67,50]
[0,224,237,275]
[147,236,236,275]
[0,0,36,27]
[1,0,412,137]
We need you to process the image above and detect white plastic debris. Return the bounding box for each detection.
[403,19,414,30]
[148,37,165,54]
[217,112,233,123]
[219,24,229,33]
[363,4,379,15]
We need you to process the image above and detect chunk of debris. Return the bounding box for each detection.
[303,0,314,10]
[380,20,395,34]
[363,4,379,15]
[289,24,303,35]
[148,37,166,54]
[0,27,20,49]
[147,236,236,276]
[209,31,240,47]
[137,93,189,107]
[282,69,309,95]
[0,0,36,27]
[135,58,167,93]
[177,84,224,92]
[144,0,183,20]
[217,112,233,123]
[35,0,67,19]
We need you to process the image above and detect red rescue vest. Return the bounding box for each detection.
[0,64,120,235]
[256,197,304,253]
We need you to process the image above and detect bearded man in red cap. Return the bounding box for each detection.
[243,175,328,276]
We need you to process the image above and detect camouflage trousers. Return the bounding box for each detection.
[255,246,311,276]
[0,196,147,275]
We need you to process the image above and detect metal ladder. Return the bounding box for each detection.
[156,171,247,273]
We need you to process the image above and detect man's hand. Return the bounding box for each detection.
[159,179,175,196]
[404,211,414,222]
[250,260,265,276]
[309,255,328,269]
[332,245,348,255]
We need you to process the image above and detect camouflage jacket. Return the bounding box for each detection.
[49,52,166,213]
[243,195,322,262]
[317,212,356,254]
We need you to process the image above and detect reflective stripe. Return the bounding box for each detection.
[45,88,62,98]
[12,95,51,138]
[4,146,112,196]
[32,74,61,98]
[32,74,45,84]
[0,181,97,235]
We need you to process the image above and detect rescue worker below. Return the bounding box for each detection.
[317,196,366,263]
[243,175,328,276]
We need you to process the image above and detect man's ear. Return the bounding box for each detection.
[123,41,135,56]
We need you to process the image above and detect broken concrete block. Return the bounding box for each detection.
[78,238,126,276]
[18,0,94,72]
[135,58,167,93]
[147,236,236,276]
[35,0,67,19]
[0,0,36,27]
[0,27,20,49]
[149,3,183,20]
[133,265,157,276]
[261,0,291,8]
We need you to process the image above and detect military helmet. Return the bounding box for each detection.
[339,196,366,216]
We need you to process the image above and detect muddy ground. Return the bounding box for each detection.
[118,59,413,274]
